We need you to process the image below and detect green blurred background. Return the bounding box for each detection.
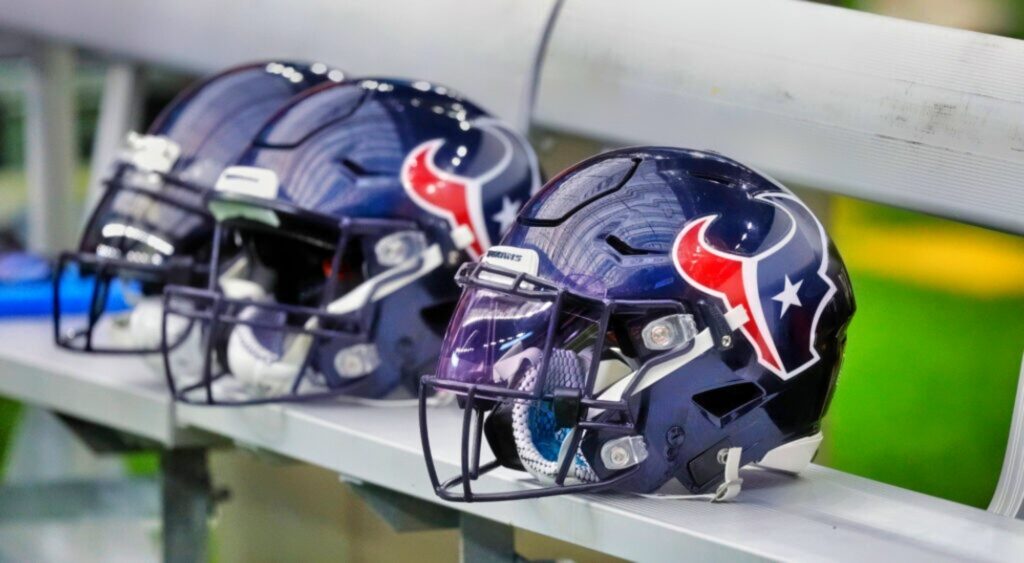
[0,0,1021,518]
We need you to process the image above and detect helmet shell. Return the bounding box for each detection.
[204,78,541,398]
[500,147,855,493]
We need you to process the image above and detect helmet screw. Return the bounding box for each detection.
[609,447,629,467]
[666,425,685,447]
[649,324,672,348]
[720,335,732,348]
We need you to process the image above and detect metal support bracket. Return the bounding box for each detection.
[347,480,459,533]
[160,448,215,563]
[989,353,1024,519]
[345,479,522,561]
[460,513,517,563]
[57,413,162,454]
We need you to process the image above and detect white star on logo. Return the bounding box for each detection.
[772,275,803,318]
[491,196,521,235]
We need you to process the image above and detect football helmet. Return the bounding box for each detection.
[419,147,855,501]
[161,78,541,404]
[54,61,343,354]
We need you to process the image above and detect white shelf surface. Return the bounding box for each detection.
[178,397,1024,562]
[0,318,1021,561]
[0,319,205,446]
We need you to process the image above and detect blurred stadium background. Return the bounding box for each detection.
[0,1,1020,554]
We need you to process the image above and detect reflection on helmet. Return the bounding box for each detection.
[53,61,342,359]
[161,78,541,405]
[420,147,855,502]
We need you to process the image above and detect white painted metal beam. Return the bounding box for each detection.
[83,60,141,217]
[535,0,1024,234]
[0,0,556,126]
[23,41,76,252]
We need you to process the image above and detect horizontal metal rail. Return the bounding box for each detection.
[536,0,1024,234]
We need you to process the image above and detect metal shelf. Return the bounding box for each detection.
[177,397,1024,562]
[1,320,1020,561]
[0,319,205,446]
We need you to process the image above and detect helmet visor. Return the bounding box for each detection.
[435,286,603,400]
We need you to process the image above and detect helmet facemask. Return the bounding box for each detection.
[420,260,697,501]
[163,187,445,405]
[54,149,215,357]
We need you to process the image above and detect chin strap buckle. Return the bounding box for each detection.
[636,445,744,503]
[711,447,744,502]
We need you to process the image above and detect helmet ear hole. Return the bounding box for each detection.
[692,381,764,421]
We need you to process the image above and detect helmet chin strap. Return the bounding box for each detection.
[639,447,744,503]
[225,244,444,394]
[504,346,598,485]
[110,297,201,376]
[228,313,313,397]
[221,272,310,397]
[593,308,750,501]
[122,298,163,351]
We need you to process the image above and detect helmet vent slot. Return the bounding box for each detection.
[338,158,388,178]
[692,381,763,419]
[605,235,656,256]
[689,173,735,187]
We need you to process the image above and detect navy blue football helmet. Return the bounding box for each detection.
[161,78,541,404]
[54,61,343,355]
[420,147,855,501]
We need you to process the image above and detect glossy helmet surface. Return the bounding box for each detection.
[54,61,342,354]
[420,147,855,501]
[162,78,541,404]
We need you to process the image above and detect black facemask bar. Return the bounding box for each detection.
[53,162,215,353]
[161,198,430,406]
[419,261,687,502]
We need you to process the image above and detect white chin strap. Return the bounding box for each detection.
[109,297,201,377]
[122,297,163,351]
[224,244,444,395]
[227,307,312,397]
[638,432,824,503]
[640,446,744,503]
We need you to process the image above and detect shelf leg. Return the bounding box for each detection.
[161,448,212,563]
[460,513,516,563]
[348,480,460,532]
